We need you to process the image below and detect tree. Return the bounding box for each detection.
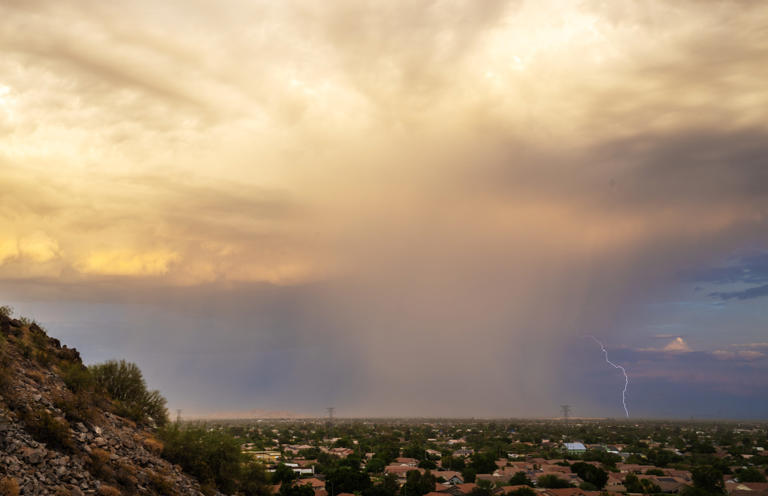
[401,470,436,496]
[571,462,608,489]
[646,449,682,468]
[470,480,495,496]
[367,458,387,474]
[469,453,498,475]
[640,479,661,494]
[537,475,571,489]
[462,468,477,483]
[273,463,298,484]
[419,459,437,470]
[326,466,372,495]
[442,456,466,471]
[509,472,533,487]
[364,473,400,496]
[281,483,314,496]
[692,466,724,495]
[624,473,642,492]
[736,468,767,483]
[242,463,272,496]
[511,488,536,496]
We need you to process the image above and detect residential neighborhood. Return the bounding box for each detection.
[190,419,768,496]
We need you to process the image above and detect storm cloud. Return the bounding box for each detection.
[1,0,767,417]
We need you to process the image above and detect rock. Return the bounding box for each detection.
[23,447,46,464]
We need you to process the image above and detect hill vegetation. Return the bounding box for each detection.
[0,306,216,495]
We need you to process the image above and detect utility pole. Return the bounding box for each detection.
[560,405,571,426]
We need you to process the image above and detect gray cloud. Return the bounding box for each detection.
[710,284,768,301]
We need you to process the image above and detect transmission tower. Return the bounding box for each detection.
[560,405,571,426]
[176,409,182,424]
[326,407,335,420]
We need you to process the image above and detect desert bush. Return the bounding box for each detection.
[19,342,32,360]
[29,326,48,348]
[0,477,20,496]
[142,435,164,455]
[97,485,121,496]
[34,350,52,367]
[0,367,9,392]
[57,395,93,423]
[116,462,139,492]
[22,407,74,452]
[89,448,116,481]
[89,360,168,426]
[159,424,247,495]
[63,363,94,393]
[27,369,45,383]
[147,470,179,496]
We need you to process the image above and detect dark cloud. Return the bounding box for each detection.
[710,284,768,301]
[679,251,768,301]
[684,252,768,285]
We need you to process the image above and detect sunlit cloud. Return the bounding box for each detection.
[75,250,179,277]
[662,337,692,353]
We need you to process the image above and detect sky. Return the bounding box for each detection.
[0,0,767,419]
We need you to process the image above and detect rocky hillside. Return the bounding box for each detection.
[0,311,212,496]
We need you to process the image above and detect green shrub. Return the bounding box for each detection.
[89,360,168,426]
[0,306,12,318]
[63,363,95,393]
[158,424,256,495]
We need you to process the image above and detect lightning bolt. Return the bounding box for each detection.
[589,336,630,418]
